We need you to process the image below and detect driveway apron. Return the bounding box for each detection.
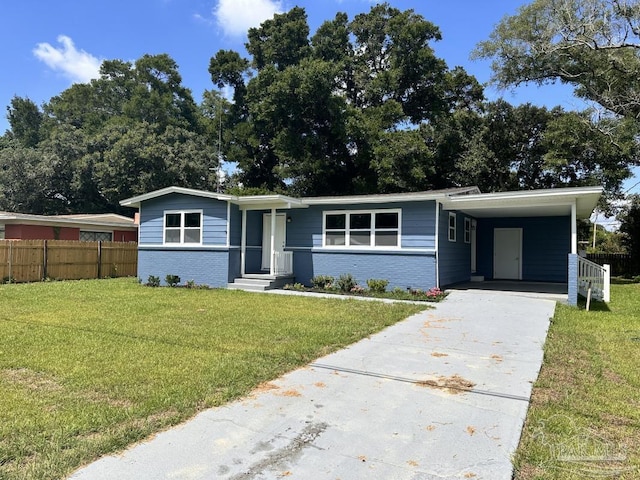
[69,290,555,480]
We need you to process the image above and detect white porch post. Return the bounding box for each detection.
[269,207,276,276]
[240,209,247,276]
[571,201,577,254]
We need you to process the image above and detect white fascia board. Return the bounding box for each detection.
[303,192,450,206]
[235,195,308,210]
[120,186,235,208]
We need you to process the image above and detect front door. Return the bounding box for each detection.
[261,214,286,271]
[494,228,522,280]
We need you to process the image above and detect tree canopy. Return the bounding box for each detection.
[474,0,640,121]
[0,3,637,216]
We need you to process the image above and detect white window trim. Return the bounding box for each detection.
[448,212,457,242]
[163,209,203,246]
[322,208,402,249]
[464,217,471,244]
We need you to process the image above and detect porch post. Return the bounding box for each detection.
[240,209,247,276]
[571,201,577,254]
[269,207,276,276]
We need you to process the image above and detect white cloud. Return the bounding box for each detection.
[33,35,101,84]
[214,0,283,37]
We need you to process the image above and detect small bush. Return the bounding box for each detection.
[311,275,334,289]
[185,280,196,289]
[146,275,160,287]
[165,274,181,287]
[350,285,366,294]
[337,273,357,293]
[284,282,306,291]
[367,278,389,293]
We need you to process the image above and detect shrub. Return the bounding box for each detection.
[146,275,160,287]
[165,274,181,287]
[284,282,306,291]
[185,280,196,289]
[350,285,366,294]
[311,275,334,289]
[367,278,389,293]
[337,273,356,293]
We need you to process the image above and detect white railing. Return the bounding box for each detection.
[578,256,610,303]
[274,251,293,276]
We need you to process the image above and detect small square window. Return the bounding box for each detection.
[448,213,457,242]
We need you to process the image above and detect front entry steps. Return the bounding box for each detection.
[228,274,294,292]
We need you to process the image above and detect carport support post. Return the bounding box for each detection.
[240,209,247,276]
[571,201,577,254]
[269,208,276,276]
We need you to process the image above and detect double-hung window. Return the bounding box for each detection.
[323,209,400,248]
[448,212,457,242]
[164,210,202,245]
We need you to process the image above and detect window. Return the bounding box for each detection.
[164,211,202,245]
[323,209,400,248]
[0,225,4,240]
[464,217,471,244]
[448,212,457,242]
[80,231,113,242]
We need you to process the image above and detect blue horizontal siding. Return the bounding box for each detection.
[476,216,570,282]
[139,194,228,246]
[438,208,472,287]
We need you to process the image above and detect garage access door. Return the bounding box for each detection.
[494,228,522,280]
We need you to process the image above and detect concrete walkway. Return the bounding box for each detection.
[69,291,555,480]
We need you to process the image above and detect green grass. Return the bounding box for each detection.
[0,278,425,480]
[514,283,640,479]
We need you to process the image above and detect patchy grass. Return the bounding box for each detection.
[0,278,425,480]
[514,283,640,479]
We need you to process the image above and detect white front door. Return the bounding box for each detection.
[262,214,286,271]
[494,228,522,280]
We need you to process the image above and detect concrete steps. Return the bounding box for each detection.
[228,275,294,291]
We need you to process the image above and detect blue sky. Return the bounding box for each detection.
[1,0,637,198]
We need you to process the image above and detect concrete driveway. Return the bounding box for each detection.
[69,290,555,480]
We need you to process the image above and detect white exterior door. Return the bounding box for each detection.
[494,228,522,280]
[261,214,286,271]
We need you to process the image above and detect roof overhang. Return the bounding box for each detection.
[234,195,308,210]
[442,186,603,219]
[120,186,235,208]
[0,212,137,230]
[303,187,480,206]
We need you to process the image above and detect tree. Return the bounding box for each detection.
[475,0,640,120]
[7,96,43,147]
[618,194,640,273]
[209,3,483,195]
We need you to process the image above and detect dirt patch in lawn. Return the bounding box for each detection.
[417,374,475,394]
[1,368,63,393]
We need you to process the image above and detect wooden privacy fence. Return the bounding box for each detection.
[0,240,137,283]
[586,253,638,277]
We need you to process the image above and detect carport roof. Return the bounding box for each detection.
[442,186,603,218]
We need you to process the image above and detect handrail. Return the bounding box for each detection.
[274,251,293,276]
[577,256,610,303]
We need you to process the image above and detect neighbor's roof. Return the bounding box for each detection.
[0,211,137,229]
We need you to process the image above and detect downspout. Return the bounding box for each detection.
[435,200,440,288]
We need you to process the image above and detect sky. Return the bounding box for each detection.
[1,0,638,203]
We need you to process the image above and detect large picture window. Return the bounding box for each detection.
[323,209,400,248]
[164,210,202,245]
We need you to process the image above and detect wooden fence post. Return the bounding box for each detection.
[97,241,102,279]
[8,241,12,283]
[43,240,48,280]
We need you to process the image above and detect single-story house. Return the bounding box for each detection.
[120,185,603,305]
[0,212,138,242]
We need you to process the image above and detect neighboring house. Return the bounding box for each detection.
[0,212,138,242]
[120,185,602,305]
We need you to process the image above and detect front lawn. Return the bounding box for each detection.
[514,283,640,478]
[0,278,425,480]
